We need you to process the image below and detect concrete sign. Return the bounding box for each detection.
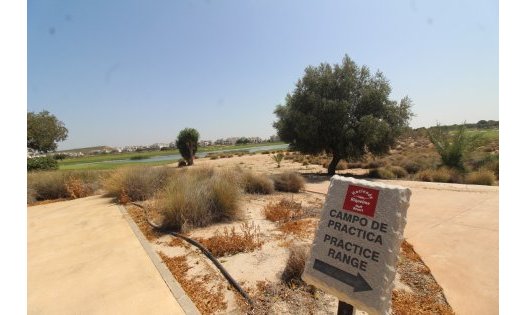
[302,176,411,315]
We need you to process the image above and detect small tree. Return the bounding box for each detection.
[176,128,200,166]
[272,153,284,168]
[27,110,68,153]
[273,55,413,175]
[427,123,487,170]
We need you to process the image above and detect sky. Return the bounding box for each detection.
[27,0,499,150]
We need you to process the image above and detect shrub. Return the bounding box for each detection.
[364,160,386,169]
[103,166,173,202]
[242,171,274,194]
[196,222,263,257]
[271,172,305,193]
[178,159,187,167]
[27,187,37,204]
[465,170,496,185]
[27,156,58,171]
[65,177,93,198]
[27,171,69,200]
[281,245,309,285]
[390,166,408,178]
[347,161,364,169]
[53,153,68,160]
[272,153,285,168]
[263,199,303,223]
[427,124,488,169]
[369,167,396,179]
[27,170,106,202]
[336,160,348,170]
[415,168,460,183]
[129,155,149,160]
[155,167,242,231]
[401,160,423,174]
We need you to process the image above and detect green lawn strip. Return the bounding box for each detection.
[59,159,176,170]
[58,142,286,167]
[57,150,181,166]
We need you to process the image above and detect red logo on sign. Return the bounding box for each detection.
[342,185,379,218]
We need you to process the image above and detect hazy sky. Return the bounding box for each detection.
[28,0,498,150]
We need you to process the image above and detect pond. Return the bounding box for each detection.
[92,143,289,165]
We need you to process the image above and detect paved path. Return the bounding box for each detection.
[28,196,188,315]
[305,179,499,315]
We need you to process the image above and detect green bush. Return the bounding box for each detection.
[129,155,150,160]
[53,153,68,160]
[271,172,305,193]
[427,124,488,169]
[27,156,58,171]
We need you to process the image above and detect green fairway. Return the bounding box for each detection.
[58,142,285,170]
[58,159,177,170]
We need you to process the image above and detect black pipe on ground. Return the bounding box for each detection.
[129,202,254,308]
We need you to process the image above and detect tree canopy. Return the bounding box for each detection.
[176,128,200,165]
[27,110,69,153]
[273,55,414,175]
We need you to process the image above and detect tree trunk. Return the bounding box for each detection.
[327,155,340,176]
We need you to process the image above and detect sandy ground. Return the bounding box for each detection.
[28,153,496,314]
[143,153,480,314]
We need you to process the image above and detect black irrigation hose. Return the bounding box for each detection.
[130,202,255,308]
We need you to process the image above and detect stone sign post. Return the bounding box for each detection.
[302,176,412,315]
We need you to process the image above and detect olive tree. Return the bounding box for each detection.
[273,55,413,175]
[176,128,200,165]
[27,110,68,153]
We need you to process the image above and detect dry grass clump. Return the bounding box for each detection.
[390,166,409,178]
[28,170,107,202]
[281,245,309,285]
[103,166,174,202]
[263,199,303,223]
[242,171,274,194]
[271,172,305,193]
[28,171,69,201]
[155,167,242,231]
[158,253,227,314]
[465,170,496,185]
[278,219,317,239]
[369,167,396,179]
[196,221,263,257]
[415,167,461,183]
[250,281,333,315]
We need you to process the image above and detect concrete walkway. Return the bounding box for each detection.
[28,196,188,315]
[305,179,499,315]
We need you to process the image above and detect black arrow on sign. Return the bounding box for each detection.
[313,259,372,292]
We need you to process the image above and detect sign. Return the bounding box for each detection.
[302,176,411,315]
